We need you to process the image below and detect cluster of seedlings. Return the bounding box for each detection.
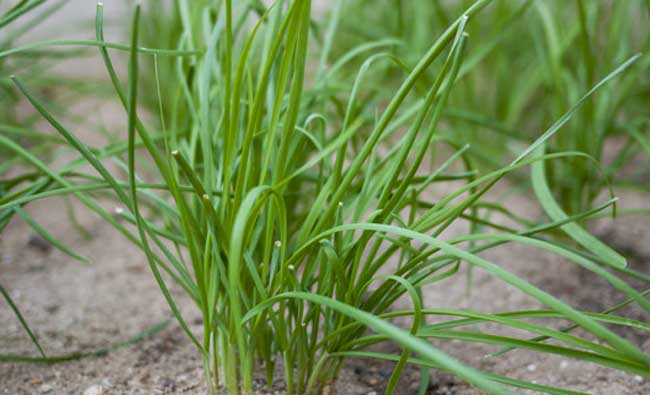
[1,1,649,394]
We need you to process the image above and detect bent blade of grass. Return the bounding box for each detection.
[382,308,631,360]
[492,286,650,358]
[415,151,604,234]
[444,232,649,311]
[531,144,626,268]
[349,327,649,376]
[315,298,650,364]
[413,308,650,334]
[414,330,650,376]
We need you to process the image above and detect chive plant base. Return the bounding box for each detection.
[2,184,649,394]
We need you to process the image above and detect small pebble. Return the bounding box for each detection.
[559,361,569,369]
[83,385,104,395]
[38,384,53,393]
[634,375,643,383]
[526,364,537,372]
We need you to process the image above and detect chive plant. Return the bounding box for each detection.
[2,1,650,395]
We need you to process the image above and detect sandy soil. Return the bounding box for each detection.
[2,2,650,395]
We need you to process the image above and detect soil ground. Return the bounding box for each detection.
[2,1,650,394]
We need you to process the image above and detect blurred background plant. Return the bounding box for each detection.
[1,0,164,242]
[1,0,68,193]
[0,0,111,234]
[332,0,650,216]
